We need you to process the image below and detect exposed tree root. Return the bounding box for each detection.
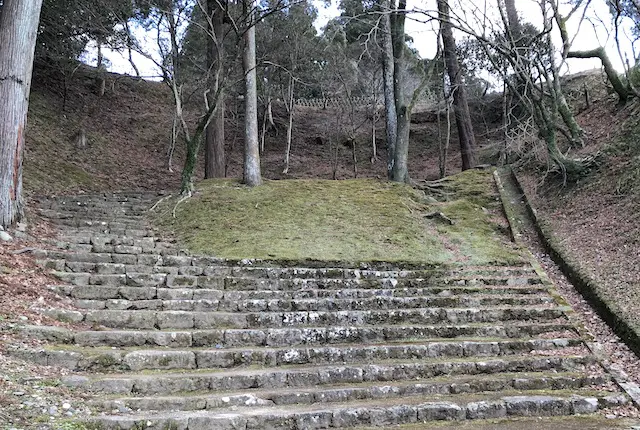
[172,195,190,218]
[150,194,173,212]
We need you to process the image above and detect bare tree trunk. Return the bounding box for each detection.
[242,0,262,186]
[439,96,452,178]
[371,101,378,162]
[205,0,226,178]
[391,110,410,182]
[124,20,141,77]
[389,0,410,182]
[504,0,522,40]
[283,76,295,174]
[0,0,43,228]
[379,0,397,177]
[438,0,477,170]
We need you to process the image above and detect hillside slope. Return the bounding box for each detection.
[23,66,468,198]
[517,95,640,353]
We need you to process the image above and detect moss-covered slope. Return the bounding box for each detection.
[154,170,523,265]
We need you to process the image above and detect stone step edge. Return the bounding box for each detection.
[95,371,608,412]
[41,306,571,329]
[48,269,544,286]
[34,250,534,273]
[10,338,585,372]
[20,322,578,346]
[50,284,551,299]
[60,354,598,395]
[66,294,554,312]
[38,257,537,277]
[84,392,626,429]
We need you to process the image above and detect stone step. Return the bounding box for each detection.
[48,270,543,291]
[49,284,552,305]
[49,218,147,230]
[96,371,607,413]
[36,252,537,279]
[44,306,569,329]
[84,390,624,429]
[13,338,586,372]
[63,354,597,395]
[37,208,149,220]
[21,322,577,348]
[67,293,555,312]
[41,259,540,281]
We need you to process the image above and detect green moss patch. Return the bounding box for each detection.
[154,170,523,265]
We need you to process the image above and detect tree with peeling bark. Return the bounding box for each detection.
[437,0,477,170]
[0,0,44,228]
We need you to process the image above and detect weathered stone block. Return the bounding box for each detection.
[157,311,195,329]
[417,402,465,421]
[71,285,118,300]
[126,273,166,287]
[118,286,157,300]
[194,312,247,329]
[466,401,507,419]
[572,397,599,414]
[295,411,333,429]
[370,405,417,425]
[124,350,196,371]
[85,310,156,329]
[157,288,193,300]
[166,274,198,288]
[95,263,126,274]
[112,253,138,265]
[163,255,193,267]
[179,265,204,276]
[504,396,571,417]
[192,330,225,347]
[89,274,126,286]
[189,415,246,430]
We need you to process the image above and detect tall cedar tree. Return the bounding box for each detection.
[0,0,44,227]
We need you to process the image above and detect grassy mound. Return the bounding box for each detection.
[154,170,523,265]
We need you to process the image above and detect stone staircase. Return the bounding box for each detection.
[16,192,636,428]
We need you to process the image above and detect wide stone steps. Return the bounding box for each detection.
[12,337,587,372]
[44,305,568,329]
[64,354,598,396]
[23,192,636,428]
[21,322,578,348]
[85,390,624,429]
[94,371,608,412]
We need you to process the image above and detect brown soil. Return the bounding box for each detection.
[517,95,640,348]
[0,215,93,428]
[24,65,482,197]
